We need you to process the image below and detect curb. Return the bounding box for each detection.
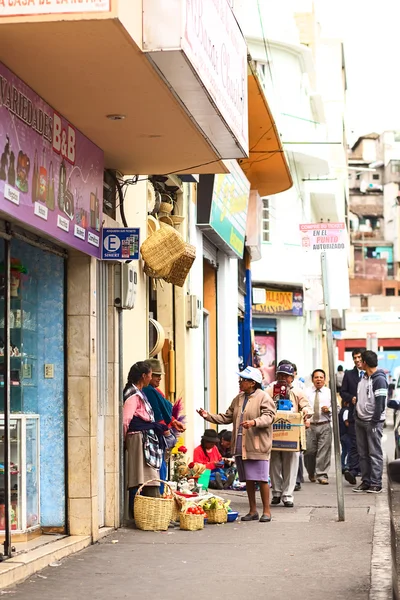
[369,458,394,600]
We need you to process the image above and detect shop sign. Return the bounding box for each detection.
[0,0,110,17]
[299,222,347,251]
[0,62,103,257]
[197,161,250,258]
[143,0,248,158]
[253,289,303,317]
[102,228,140,260]
[181,0,248,153]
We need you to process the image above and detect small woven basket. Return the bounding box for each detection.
[160,201,173,214]
[180,504,205,531]
[205,507,227,524]
[134,479,173,531]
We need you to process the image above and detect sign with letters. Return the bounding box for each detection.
[102,228,140,260]
[0,61,103,257]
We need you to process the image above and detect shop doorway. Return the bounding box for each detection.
[96,262,108,528]
[203,260,217,414]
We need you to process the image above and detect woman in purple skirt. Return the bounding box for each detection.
[197,367,276,523]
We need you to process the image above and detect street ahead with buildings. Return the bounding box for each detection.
[0,1,398,598]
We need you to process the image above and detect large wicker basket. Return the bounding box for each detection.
[180,505,205,531]
[205,507,228,524]
[134,479,173,531]
[163,242,196,287]
[140,222,185,273]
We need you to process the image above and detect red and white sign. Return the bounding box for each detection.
[299,222,346,251]
[0,0,110,17]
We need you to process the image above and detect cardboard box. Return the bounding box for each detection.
[272,411,306,452]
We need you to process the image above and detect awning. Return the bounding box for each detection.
[238,66,292,196]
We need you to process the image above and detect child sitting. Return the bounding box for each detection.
[193,429,235,490]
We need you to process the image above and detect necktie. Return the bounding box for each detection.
[314,389,321,422]
[359,370,365,380]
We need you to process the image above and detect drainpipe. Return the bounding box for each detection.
[243,251,253,366]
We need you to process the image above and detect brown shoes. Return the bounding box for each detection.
[317,478,329,485]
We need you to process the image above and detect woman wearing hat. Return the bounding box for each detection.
[193,429,235,490]
[197,366,276,522]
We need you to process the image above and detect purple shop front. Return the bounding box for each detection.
[0,62,103,258]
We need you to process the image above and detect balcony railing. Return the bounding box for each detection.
[351,229,385,242]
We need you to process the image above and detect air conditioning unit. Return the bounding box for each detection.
[114,263,138,310]
[186,295,202,328]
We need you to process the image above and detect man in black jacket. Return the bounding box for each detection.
[340,349,364,485]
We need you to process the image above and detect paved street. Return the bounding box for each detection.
[5,460,382,600]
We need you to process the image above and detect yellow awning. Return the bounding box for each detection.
[238,68,293,196]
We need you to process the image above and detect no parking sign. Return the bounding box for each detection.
[102,228,140,260]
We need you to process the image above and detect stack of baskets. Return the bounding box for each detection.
[134,479,174,531]
[141,219,196,287]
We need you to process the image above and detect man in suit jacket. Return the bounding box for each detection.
[340,349,364,485]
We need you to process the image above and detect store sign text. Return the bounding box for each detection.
[0,0,110,16]
[0,61,103,258]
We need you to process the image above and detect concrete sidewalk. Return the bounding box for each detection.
[4,464,389,600]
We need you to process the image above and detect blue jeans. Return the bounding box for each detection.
[340,433,351,470]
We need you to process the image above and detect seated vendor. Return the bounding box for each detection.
[193,429,235,490]
[218,429,233,459]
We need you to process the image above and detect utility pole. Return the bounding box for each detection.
[321,252,345,522]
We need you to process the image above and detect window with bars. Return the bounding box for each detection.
[262,198,270,242]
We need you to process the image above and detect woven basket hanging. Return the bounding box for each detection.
[134,479,174,531]
[163,242,196,287]
[140,222,185,273]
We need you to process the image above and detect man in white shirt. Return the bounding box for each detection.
[304,369,332,485]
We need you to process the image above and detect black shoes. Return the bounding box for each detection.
[283,501,294,507]
[353,482,370,493]
[367,486,382,494]
[294,483,301,491]
[241,512,259,521]
[259,514,272,522]
[344,470,357,485]
[271,496,281,505]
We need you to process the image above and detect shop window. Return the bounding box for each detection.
[262,198,270,242]
[392,161,400,174]
[0,239,65,536]
[386,288,395,296]
[360,296,369,312]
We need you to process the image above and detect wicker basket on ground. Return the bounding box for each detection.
[180,505,205,531]
[205,507,228,524]
[134,479,173,531]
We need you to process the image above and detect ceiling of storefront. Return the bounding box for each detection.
[0,19,228,176]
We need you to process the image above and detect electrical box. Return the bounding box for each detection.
[186,295,202,328]
[115,263,137,310]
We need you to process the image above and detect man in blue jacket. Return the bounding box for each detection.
[353,350,388,494]
[340,349,364,485]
